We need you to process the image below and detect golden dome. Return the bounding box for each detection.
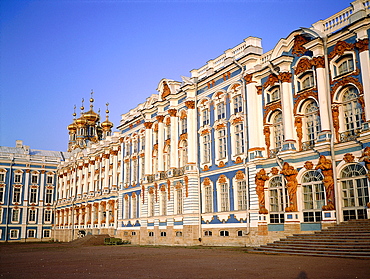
[75,115,87,126]
[83,109,100,122]
[101,119,113,129]
[67,122,77,131]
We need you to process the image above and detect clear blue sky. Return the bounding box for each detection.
[0,0,351,152]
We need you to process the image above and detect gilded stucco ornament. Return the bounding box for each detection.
[292,35,309,56]
[294,116,303,151]
[281,162,298,212]
[315,155,335,210]
[343,153,355,163]
[255,169,269,214]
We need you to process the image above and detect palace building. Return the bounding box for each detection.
[54,0,369,246]
[0,140,67,241]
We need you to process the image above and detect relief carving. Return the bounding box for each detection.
[292,35,309,56]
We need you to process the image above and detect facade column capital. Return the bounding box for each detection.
[185,100,195,109]
[278,72,292,83]
[168,108,177,117]
[144,122,153,129]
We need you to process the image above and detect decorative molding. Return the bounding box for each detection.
[292,35,309,57]
[304,161,313,170]
[168,109,177,117]
[328,40,354,60]
[355,38,369,53]
[185,100,195,109]
[343,153,355,163]
[263,74,279,89]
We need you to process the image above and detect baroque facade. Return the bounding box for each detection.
[0,140,66,241]
[55,0,370,246]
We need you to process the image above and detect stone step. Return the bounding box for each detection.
[275,240,370,246]
[262,243,370,250]
[251,248,370,259]
[288,234,370,240]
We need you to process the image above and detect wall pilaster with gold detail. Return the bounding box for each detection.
[144,122,153,175]
[169,109,179,168]
[185,100,197,164]
[157,115,165,172]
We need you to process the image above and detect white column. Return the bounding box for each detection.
[23,170,30,205]
[279,72,296,148]
[83,162,89,195]
[315,60,331,131]
[144,122,153,174]
[76,166,83,197]
[112,151,118,188]
[185,101,197,164]
[356,33,370,121]
[157,116,165,172]
[89,160,95,193]
[169,109,179,168]
[63,174,67,200]
[39,170,45,204]
[104,154,110,190]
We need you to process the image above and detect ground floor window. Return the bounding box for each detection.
[270,213,284,224]
[219,230,229,237]
[160,231,166,237]
[176,231,182,237]
[204,230,212,236]
[10,229,19,239]
[28,230,36,238]
[43,230,51,238]
[148,231,154,237]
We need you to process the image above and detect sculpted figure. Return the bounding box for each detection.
[359,146,370,172]
[316,155,335,210]
[281,162,298,212]
[255,169,269,214]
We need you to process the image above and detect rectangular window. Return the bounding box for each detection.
[47,175,53,184]
[160,231,166,237]
[132,160,138,183]
[28,230,36,238]
[43,230,51,238]
[220,230,229,237]
[131,196,137,219]
[29,209,36,222]
[202,110,209,126]
[204,230,212,236]
[45,189,53,204]
[217,103,225,119]
[13,188,21,203]
[220,183,229,212]
[0,208,2,223]
[218,129,227,159]
[14,173,22,183]
[12,208,20,222]
[177,189,183,215]
[237,180,247,210]
[161,191,167,216]
[204,185,213,213]
[235,124,244,155]
[31,174,38,184]
[203,134,211,164]
[234,96,243,114]
[29,188,38,204]
[0,173,5,183]
[10,229,19,239]
[0,187,4,203]
[44,210,52,222]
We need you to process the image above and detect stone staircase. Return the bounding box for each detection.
[252,219,370,259]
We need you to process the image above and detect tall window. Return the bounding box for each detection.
[341,164,369,220]
[217,103,226,119]
[149,191,155,217]
[45,189,53,204]
[46,175,53,185]
[124,197,130,219]
[304,100,321,146]
[342,87,363,137]
[164,146,170,171]
[236,180,247,210]
[0,172,5,183]
[202,109,210,126]
[0,187,4,203]
[218,129,227,159]
[234,123,244,155]
[269,176,286,223]
[302,170,325,222]
[31,174,38,184]
[132,159,138,183]
[272,112,284,150]
[298,72,314,91]
[13,187,21,203]
[14,173,22,183]
[29,188,38,204]
[44,210,52,222]
[179,141,188,167]
[12,208,20,222]
[29,209,36,222]
[161,190,167,216]
[202,134,211,164]
[131,194,137,218]
[125,162,130,184]
[181,117,187,134]
[176,188,183,215]
[220,182,229,212]
[204,184,213,213]
[233,95,243,113]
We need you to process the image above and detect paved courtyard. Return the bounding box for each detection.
[0,242,369,278]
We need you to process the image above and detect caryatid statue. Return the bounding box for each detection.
[281,162,298,212]
[255,169,269,214]
[315,155,335,210]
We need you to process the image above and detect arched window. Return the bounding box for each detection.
[176,187,183,215]
[269,176,286,223]
[163,145,170,171]
[342,86,363,138]
[131,194,137,219]
[217,178,229,212]
[267,86,280,103]
[334,54,354,77]
[340,164,368,220]
[302,170,325,222]
[160,188,167,216]
[272,112,284,150]
[149,189,155,217]
[298,72,315,91]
